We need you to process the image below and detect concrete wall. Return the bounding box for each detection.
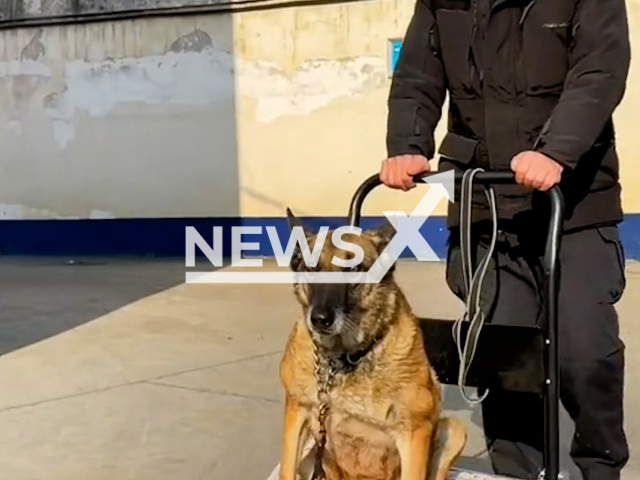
[0,16,238,219]
[0,0,444,222]
[614,0,640,214]
[235,0,444,219]
[0,0,639,254]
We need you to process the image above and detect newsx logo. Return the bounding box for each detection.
[185,171,454,284]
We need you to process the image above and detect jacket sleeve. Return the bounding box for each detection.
[534,0,631,170]
[386,0,447,159]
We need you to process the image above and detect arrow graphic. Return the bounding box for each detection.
[366,170,454,283]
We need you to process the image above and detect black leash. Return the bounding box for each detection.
[452,168,499,406]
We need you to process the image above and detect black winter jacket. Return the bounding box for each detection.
[386,0,631,232]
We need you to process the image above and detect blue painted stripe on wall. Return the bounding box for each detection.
[0,214,639,260]
[618,217,640,260]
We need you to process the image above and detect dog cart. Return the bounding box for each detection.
[268,169,565,480]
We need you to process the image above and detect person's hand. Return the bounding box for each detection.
[380,155,431,191]
[511,151,563,191]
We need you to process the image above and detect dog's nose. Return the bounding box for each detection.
[310,311,335,330]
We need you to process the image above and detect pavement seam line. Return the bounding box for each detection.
[0,380,147,413]
[144,380,281,404]
[0,351,284,412]
[149,350,283,382]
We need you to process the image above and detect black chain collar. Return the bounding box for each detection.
[319,326,388,374]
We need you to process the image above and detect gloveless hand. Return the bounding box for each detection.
[511,151,564,191]
[380,155,431,191]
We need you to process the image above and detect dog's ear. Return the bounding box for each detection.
[286,207,314,239]
[286,207,302,232]
[286,207,313,272]
[364,219,398,279]
[364,218,397,254]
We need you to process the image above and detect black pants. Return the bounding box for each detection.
[445,223,629,480]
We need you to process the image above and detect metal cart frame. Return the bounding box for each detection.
[346,170,565,480]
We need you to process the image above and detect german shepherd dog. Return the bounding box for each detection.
[277,209,467,480]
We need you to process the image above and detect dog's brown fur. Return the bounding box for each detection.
[278,210,467,480]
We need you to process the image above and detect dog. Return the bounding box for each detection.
[277,209,467,480]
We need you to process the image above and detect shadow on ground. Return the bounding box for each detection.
[0,256,219,357]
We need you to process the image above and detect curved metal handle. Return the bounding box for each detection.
[346,169,564,480]
[348,171,557,224]
[347,170,563,273]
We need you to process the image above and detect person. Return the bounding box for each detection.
[380,1,631,480]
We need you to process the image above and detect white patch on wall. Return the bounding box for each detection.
[0,204,115,220]
[0,204,70,220]
[44,47,235,148]
[89,209,116,219]
[239,56,388,123]
[0,60,51,78]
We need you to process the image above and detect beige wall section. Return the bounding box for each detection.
[614,0,640,212]
[235,0,640,218]
[235,0,450,219]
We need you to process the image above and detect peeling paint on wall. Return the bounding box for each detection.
[0,59,52,136]
[21,30,46,61]
[240,57,387,123]
[240,56,387,123]
[5,40,384,148]
[43,45,234,148]
[0,30,49,136]
[168,28,213,53]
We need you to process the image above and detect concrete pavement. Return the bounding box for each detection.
[0,257,637,480]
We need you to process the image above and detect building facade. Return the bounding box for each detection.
[0,0,638,257]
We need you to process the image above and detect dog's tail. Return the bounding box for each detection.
[427,417,467,480]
